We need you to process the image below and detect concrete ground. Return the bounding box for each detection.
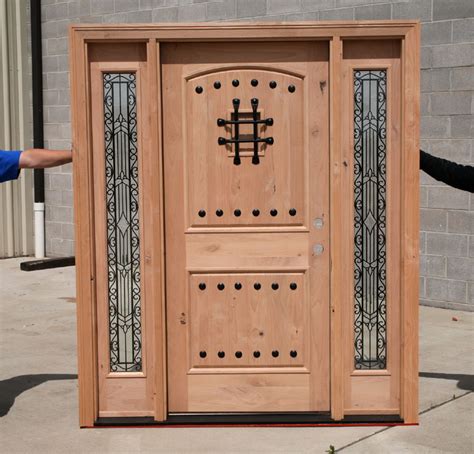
[0,257,472,454]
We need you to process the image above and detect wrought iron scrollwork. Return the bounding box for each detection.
[353,70,387,370]
[217,98,274,165]
[103,72,142,372]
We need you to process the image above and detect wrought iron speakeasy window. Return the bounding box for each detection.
[103,73,142,372]
[353,70,387,370]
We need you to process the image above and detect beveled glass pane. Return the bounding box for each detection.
[353,70,387,370]
[103,73,142,372]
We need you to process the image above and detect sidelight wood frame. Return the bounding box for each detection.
[70,21,419,427]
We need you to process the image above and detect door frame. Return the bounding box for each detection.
[70,21,420,427]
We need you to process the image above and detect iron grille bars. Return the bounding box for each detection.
[353,70,387,370]
[103,73,142,372]
[217,97,274,165]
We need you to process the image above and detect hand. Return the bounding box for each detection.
[19,149,73,169]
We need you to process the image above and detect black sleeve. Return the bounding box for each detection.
[420,150,474,193]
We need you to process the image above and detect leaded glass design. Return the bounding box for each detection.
[353,70,387,370]
[103,73,142,372]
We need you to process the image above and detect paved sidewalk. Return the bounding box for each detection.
[0,257,472,453]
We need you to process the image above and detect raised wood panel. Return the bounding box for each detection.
[190,273,306,368]
[185,68,305,228]
[186,233,309,270]
[345,376,399,415]
[187,374,311,412]
[97,378,154,417]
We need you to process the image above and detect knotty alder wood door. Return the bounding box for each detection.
[162,42,330,413]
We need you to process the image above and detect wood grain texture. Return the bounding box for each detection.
[188,374,311,412]
[400,25,420,424]
[162,41,330,413]
[189,273,306,368]
[70,21,417,42]
[70,33,98,428]
[146,39,168,422]
[329,36,344,421]
[186,233,309,270]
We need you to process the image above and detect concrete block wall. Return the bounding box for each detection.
[41,0,473,310]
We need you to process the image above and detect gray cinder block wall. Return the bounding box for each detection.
[41,0,473,310]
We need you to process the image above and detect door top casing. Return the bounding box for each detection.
[69,20,420,43]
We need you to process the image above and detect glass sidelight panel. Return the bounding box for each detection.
[103,73,142,372]
[353,70,387,370]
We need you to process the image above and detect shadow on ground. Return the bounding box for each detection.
[419,372,474,392]
[0,372,471,418]
[0,374,77,417]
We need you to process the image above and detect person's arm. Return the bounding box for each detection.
[420,150,474,193]
[19,148,72,169]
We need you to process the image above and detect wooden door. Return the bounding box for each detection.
[162,42,330,413]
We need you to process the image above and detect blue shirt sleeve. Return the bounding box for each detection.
[0,150,22,183]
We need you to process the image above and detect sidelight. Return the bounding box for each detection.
[353,70,387,370]
[103,72,142,373]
